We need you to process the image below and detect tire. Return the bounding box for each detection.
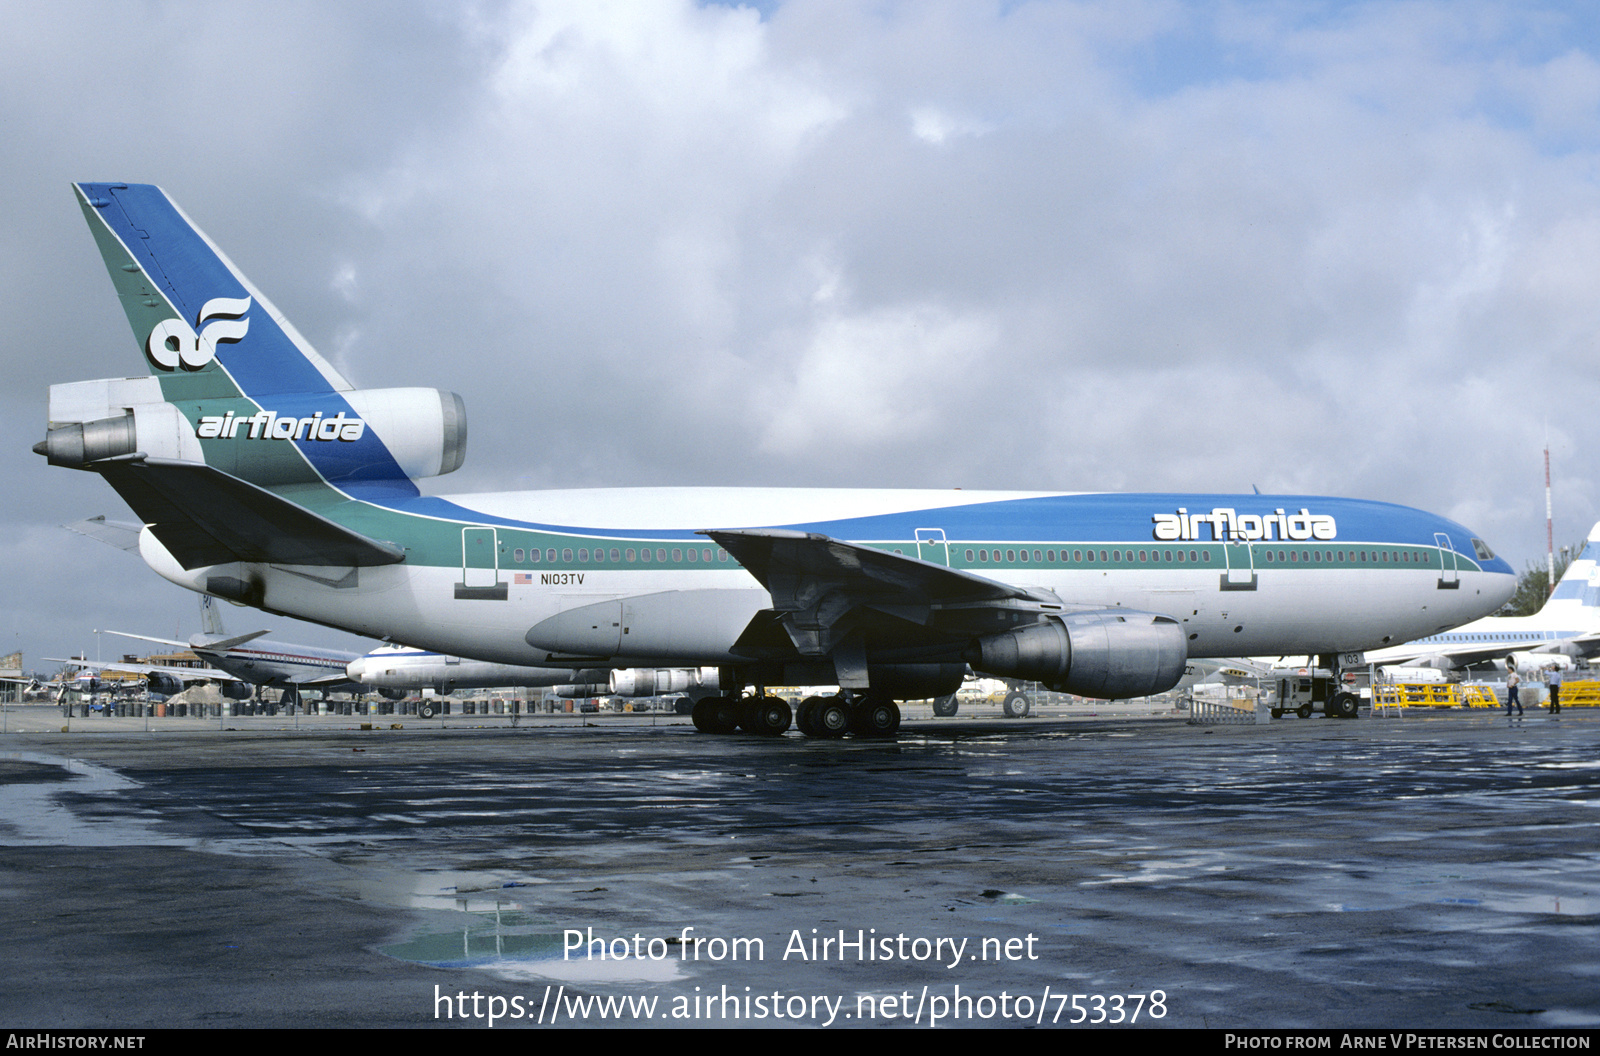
[1270,708,1283,719]
[418,701,437,719]
[673,697,693,715]
[932,694,959,717]
[693,696,739,734]
[745,696,792,736]
[1002,691,1031,718]
[1327,692,1359,720]
[849,697,901,738]
[796,695,826,737]
[811,696,850,739]
[1296,703,1313,719]
[708,696,740,733]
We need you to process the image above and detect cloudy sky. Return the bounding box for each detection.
[5,0,1600,671]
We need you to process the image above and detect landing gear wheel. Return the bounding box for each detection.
[932,694,959,717]
[673,697,693,715]
[743,695,792,736]
[418,701,437,719]
[796,695,827,737]
[810,696,850,739]
[1002,691,1031,718]
[1327,692,1359,720]
[1296,703,1313,719]
[848,697,901,738]
[692,696,740,734]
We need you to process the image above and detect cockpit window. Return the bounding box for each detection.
[1471,538,1495,560]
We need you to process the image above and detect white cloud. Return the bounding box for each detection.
[11,0,1600,664]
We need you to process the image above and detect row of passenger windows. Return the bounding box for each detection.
[505,543,1432,567]
[958,547,1429,566]
[1258,549,1427,564]
[513,546,729,565]
[966,548,1212,564]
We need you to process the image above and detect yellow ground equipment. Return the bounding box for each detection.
[1372,683,1500,708]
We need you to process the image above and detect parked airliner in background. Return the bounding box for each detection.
[346,645,591,698]
[45,652,249,702]
[1366,521,1600,677]
[345,645,717,706]
[102,595,360,708]
[37,183,1518,736]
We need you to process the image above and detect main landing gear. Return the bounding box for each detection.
[692,692,902,739]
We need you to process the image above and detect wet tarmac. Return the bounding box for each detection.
[0,706,1596,1029]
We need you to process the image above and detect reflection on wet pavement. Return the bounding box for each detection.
[2,712,1596,1027]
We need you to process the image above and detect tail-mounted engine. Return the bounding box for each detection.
[963,610,1188,699]
[37,376,466,486]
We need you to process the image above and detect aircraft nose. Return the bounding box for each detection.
[345,658,366,681]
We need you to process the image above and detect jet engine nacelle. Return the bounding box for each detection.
[609,667,719,697]
[145,672,185,697]
[1509,651,1576,671]
[39,377,467,484]
[552,684,610,698]
[963,610,1188,699]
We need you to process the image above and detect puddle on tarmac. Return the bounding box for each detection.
[373,869,687,982]
[0,750,188,848]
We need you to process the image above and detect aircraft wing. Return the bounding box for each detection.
[45,657,237,682]
[292,673,362,688]
[1185,658,1274,683]
[87,456,406,570]
[704,528,1058,660]
[1375,633,1600,669]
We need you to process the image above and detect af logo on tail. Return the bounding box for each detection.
[145,295,251,371]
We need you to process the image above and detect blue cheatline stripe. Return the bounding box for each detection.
[353,491,1512,570]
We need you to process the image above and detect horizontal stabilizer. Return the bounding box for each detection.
[90,457,406,571]
[63,515,143,553]
[194,630,271,652]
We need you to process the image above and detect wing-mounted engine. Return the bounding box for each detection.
[963,611,1188,699]
[610,667,720,697]
[37,376,466,487]
[706,528,1185,700]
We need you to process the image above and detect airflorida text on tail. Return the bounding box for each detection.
[38,183,1518,730]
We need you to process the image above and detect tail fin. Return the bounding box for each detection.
[198,595,227,637]
[45,184,466,499]
[1540,521,1600,613]
[75,183,353,403]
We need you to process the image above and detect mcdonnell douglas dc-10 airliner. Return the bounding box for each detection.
[37,183,1517,736]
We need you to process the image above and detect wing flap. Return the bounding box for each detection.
[705,528,1040,658]
[706,528,1024,607]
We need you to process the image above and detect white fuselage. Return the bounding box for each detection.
[138,486,1516,671]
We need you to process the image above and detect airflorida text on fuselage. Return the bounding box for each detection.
[37,183,1517,737]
